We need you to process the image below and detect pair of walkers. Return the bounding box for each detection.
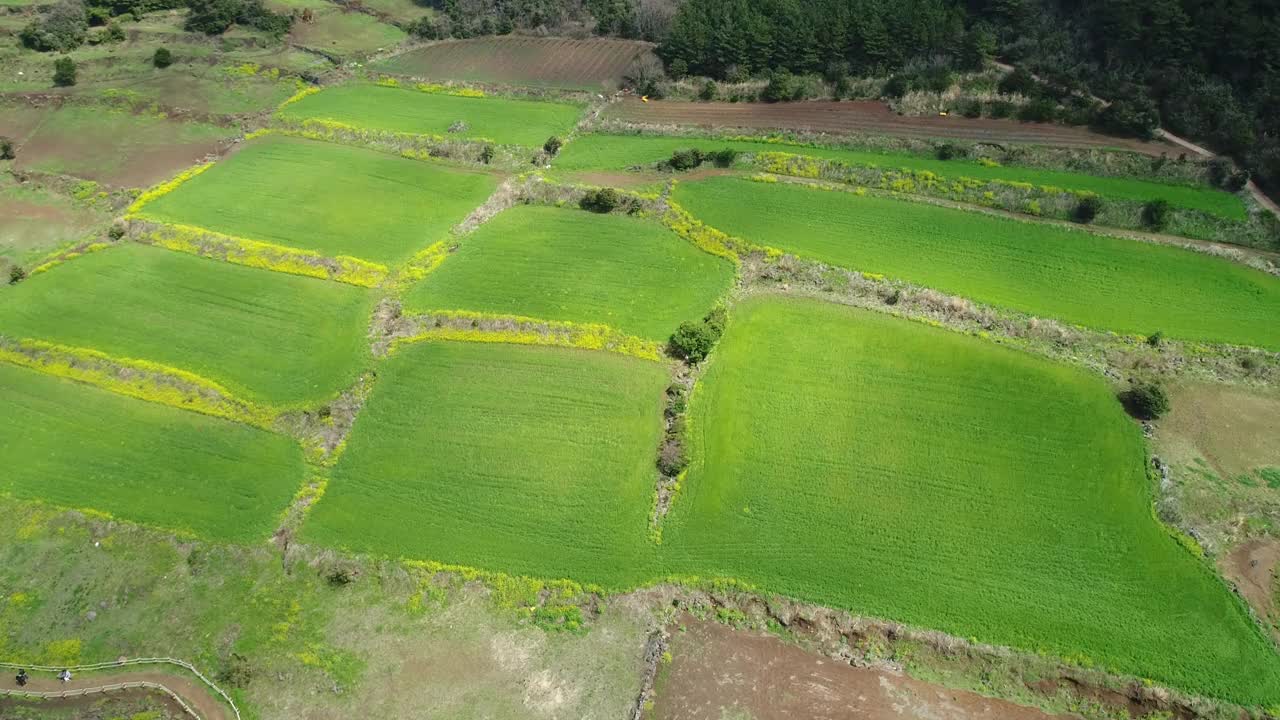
[12,668,72,686]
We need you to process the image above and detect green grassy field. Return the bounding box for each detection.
[557,133,1245,219]
[0,363,302,541]
[279,83,584,147]
[138,135,498,264]
[660,296,1280,705]
[0,244,374,406]
[0,179,107,267]
[303,341,667,585]
[675,177,1280,349]
[288,9,406,59]
[403,206,736,339]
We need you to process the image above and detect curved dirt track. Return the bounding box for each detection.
[605,98,1175,155]
[0,670,231,720]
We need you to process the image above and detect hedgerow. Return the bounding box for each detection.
[125,162,214,216]
[130,220,389,288]
[28,242,114,278]
[0,336,274,428]
[390,240,451,290]
[388,310,664,362]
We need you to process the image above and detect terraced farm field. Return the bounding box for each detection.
[371,36,656,90]
[403,205,736,339]
[288,8,407,59]
[0,363,303,541]
[137,135,498,264]
[661,296,1280,705]
[559,133,1245,219]
[675,177,1280,349]
[303,341,667,585]
[280,84,583,146]
[0,244,374,405]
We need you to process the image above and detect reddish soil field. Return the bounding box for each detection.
[375,36,656,90]
[606,99,1176,155]
[653,617,1066,720]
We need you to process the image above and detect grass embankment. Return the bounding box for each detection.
[279,83,583,147]
[403,206,736,340]
[675,176,1280,349]
[0,244,373,406]
[660,296,1280,706]
[558,133,1245,219]
[137,135,498,265]
[303,341,667,586]
[0,364,302,541]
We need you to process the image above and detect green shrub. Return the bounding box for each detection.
[698,79,717,101]
[761,71,802,103]
[657,438,688,476]
[543,136,563,156]
[998,67,1038,96]
[52,57,77,87]
[0,137,14,161]
[709,148,738,168]
[1073,195,1102,223]
[936,142,962,161]
[1119,382,1170,420]
[986,99,1015,118]
[579,187,621,213]
[1146,330,1164,347]
[882,75,909,98]
[1142,199,1171,230]
[8,265,27,285]
[19,0,88,52]
[153,47,173,68]
[1018,99,1058,123]
[669,305,727,363]
[955,98,983,118]
[1095,97,1159,140]
[668,148,705,171]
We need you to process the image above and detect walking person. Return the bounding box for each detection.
[15,668,28,687]
[58,668,71,683]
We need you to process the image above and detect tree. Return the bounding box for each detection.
[1119,382,1170,420]
[53,57,77,87]
[0,137,14,160]
[960,25,996,70]
[1142,199,1171,230]
[20,0,89,52]
[1095,97,1160,140]
[542,136,563,156]
[1073,195,1102,223]
[669,320,716,362]
[580,187,621,213]
[153,47,173,68]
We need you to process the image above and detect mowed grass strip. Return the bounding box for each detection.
[138,135,498,265]
[303,341,667,586]
[557,133,1244,219]
[661,296,1280,705]
[279,84,583,147]
[403,206,736,340]
[675,177,1280,349]
[0,363,303,542]
[0,244,373,406]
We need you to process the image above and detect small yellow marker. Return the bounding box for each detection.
[642,95,650,103]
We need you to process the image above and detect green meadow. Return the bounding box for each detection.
[303,341,667,585]
[660,296,1280,705]
[0,363,302,541]
[0,244,374,406]
[279,84,583,146]
[675,176,1280,349]
[403,206,736,339]
[137,135,498,264]
[557,133,1245,219]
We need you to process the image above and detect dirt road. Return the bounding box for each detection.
[0,668,231,720]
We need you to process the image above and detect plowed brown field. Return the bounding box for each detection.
[606,98,1176,155]
[374,36,656,90]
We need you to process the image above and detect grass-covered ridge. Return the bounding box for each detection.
[303,341,667,586]
[558,133,1245,219]
[279,83,583,147]
[0,363,303,542]
[136,135,499,265]
[403,205,737,340]
[0,244,374,406]
[660,296,1280,705]
[674,176,1280,349]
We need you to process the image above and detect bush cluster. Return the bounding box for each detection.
[0,137,14,161]
[1119,382,1170,421]
[657,383,689,476]
[669,306,726,363]
[579,187,621,213]
[665,148,738,172]
[1073,195,1102,223]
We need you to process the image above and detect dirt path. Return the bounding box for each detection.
[0,669,232,720]
[653,616,1068,720]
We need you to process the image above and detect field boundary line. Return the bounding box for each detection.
[746,172,1280,276]
[382,309,665,362]
[0,335,276,428]
[0,658,238,720]
[128,218,390,288]
[126,163,215,216]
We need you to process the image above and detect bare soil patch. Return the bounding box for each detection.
[606,99,1175,155]
[1222,538,1280,641]
[1161,384,1280,481]
[652,616,1066,720]
[376,36,656,90]
[17,132,226,188]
